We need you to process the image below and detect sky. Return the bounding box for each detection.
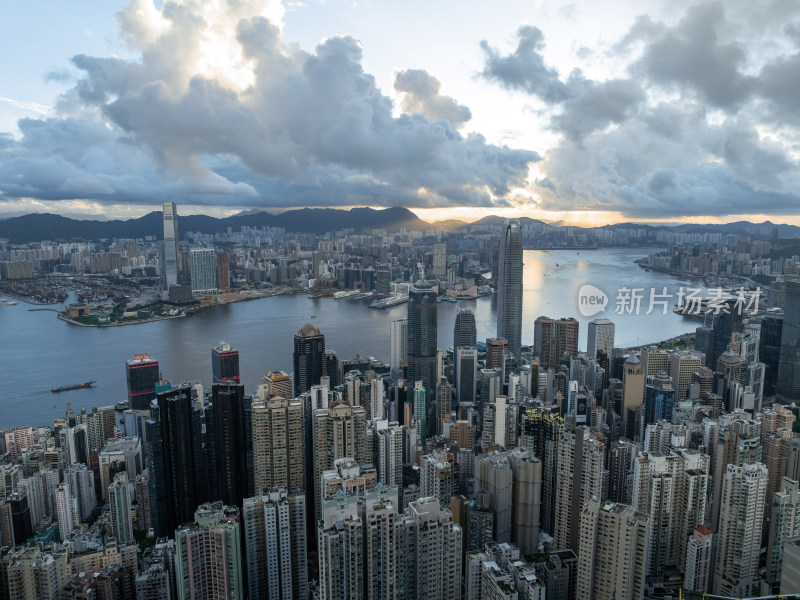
[2,0,800,225]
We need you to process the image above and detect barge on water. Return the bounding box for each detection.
[52,381,95,393]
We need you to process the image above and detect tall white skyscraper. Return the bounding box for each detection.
[189,248,217,295]
[375,421,404,487]
[370,377,385,421]
[390,318,408,370]
[63,464,95,522]
[162,201,179,287]
[496,219,523,361]
[55,483,78,542]
[713,462,768,597]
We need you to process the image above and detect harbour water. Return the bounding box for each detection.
[0,248,705,428]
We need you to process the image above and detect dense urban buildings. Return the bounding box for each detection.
[5,212,800,600]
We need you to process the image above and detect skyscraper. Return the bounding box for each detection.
[152,386,208,536]
[643,371,675,426]
[534,316,556,370]
[403,497,462,600]
[435,376,452,436]
[162,202,179,288]
[587,318,614,359]
[553,426,606,552]
[242,491,307,600]
[125,354,160,411]
[312,403,371,521]
[766,477,800,591]
[407,280,438,400]
[760,311,784,393]
[587,318,614,383]
[210,383,248,508]
[713,462,768,597]
[576,499,649,600]
[322,350,340,388]
[414,381,427,445]
[496,219,523,361]
[108,472,134,545]
[251,396,305,495]
[778,281,800,402]
[684,525,713,594]
[455,347,478,405]
[189,248,217,296]
[709,298,743,377]
[215,251,231,290]
[555,317,579,361]
[175,502,243,600]
[261,370,292,400]
[390,318,408,370]
[55,482,78,542]
[293,323,325,397]
[433,241,447,278]
[211,343,240,384]
[485,338,508,373]
[454,308,477,350]
[474,449,542,554]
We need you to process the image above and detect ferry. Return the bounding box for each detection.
[52,381,95,393]
[369,294,410,309]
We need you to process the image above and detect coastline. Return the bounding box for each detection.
[57,286,302,327]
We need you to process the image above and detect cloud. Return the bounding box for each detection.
[480,26,646,143]
[0,0,535,211]
[478,2,800,218]
[631,3,754,109]
[480,25,572,103]
[551,77,645,143]
[535,101,800,218]
[393,69,471,127]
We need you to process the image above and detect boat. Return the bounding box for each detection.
[0,299,6,302]
[51,381,95,393]
[6,301,17,305]
[369,294,410,309]
[333,290,360,299]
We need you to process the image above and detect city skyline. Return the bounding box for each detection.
[3,0,800,587]
[3,0,800,226]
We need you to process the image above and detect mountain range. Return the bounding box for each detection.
[0,206,798,244]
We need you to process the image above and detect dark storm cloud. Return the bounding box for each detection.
[0,1,536,210]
